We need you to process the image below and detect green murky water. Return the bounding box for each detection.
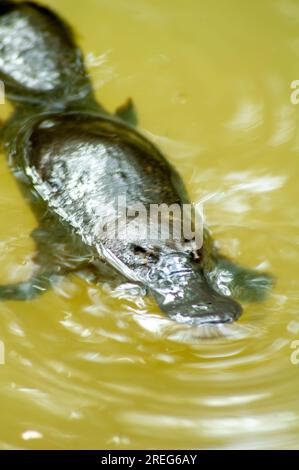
[0,0,298,449]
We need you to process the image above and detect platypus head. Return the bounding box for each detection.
[147,253,242,325]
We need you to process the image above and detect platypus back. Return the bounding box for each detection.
[14,111,242,325]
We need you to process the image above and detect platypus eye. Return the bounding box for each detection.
[132,245,147,255]
[192,249,202,263]
[132,245,159,261]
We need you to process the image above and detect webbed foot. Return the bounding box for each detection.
[0,271,60,301]
[205,255,274,303]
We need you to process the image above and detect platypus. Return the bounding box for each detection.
[0,1,273,325]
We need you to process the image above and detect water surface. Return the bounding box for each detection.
[0,0,298,449]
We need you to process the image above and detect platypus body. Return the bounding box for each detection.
[0,1,272,325]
